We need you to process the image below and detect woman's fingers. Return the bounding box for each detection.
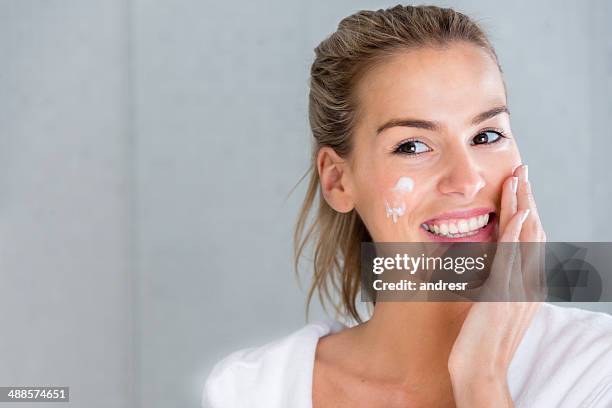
[515,164,534,241]
[498,175,518,236]
[513,164,547,299]
[499,208,530,243]
[476,164,546,301]
[490,166,521,298]
[513,164,545,242]
[483,209,530,299]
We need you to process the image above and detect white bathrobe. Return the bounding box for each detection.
[203,303,612,407]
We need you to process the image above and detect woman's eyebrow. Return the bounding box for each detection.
[375,105,510,135]
[376,118,438,134]
[470,105,510,126]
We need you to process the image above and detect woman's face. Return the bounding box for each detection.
[345,42,521,242]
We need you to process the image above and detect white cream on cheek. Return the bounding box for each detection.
[384,176,414,224]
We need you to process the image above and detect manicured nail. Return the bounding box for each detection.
[520,209,531,224]
[512,177,519,193]
[523,164,529,182]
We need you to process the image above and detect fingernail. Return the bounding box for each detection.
[512,177,518,193]
[523,164,529,182]
[520,209,531,224]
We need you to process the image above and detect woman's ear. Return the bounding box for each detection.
[316,147,355,213]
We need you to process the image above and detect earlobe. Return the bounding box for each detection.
[317,147,355,213]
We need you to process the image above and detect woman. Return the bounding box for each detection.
[203,5,612,407]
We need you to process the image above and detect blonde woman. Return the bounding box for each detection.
[203,5,612,407]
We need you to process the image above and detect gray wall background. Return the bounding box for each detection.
[1,1,611,407]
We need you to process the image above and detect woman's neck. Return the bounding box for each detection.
[352,301,473,383]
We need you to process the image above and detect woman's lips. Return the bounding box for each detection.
[422,207,494,224]
[420,211,497,242]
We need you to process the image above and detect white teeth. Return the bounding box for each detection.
[421,213,492,238]
[439,223,449,235]
[469,217,479,230]
[477,215,485,227]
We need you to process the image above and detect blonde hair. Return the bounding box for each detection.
[294,4,502,323]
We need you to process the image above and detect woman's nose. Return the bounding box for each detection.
[437,149,486,200]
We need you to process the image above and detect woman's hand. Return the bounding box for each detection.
[447,164,547,407]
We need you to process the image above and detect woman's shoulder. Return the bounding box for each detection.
[509,303,612,407]
[202,319,346,408]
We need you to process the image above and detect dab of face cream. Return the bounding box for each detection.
[392,176,414,193]
[385,176,414,224]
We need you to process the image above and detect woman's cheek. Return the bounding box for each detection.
[361,175,422,242]
[488,154,522,197]
[383,176,414,224]
[481,141,522,175]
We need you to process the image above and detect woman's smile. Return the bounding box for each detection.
[420,207,497,242]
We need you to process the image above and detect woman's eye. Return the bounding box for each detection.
[472,130,503,145]
[394,140,431,155]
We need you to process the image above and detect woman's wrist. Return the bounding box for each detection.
[449,370,513,408]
